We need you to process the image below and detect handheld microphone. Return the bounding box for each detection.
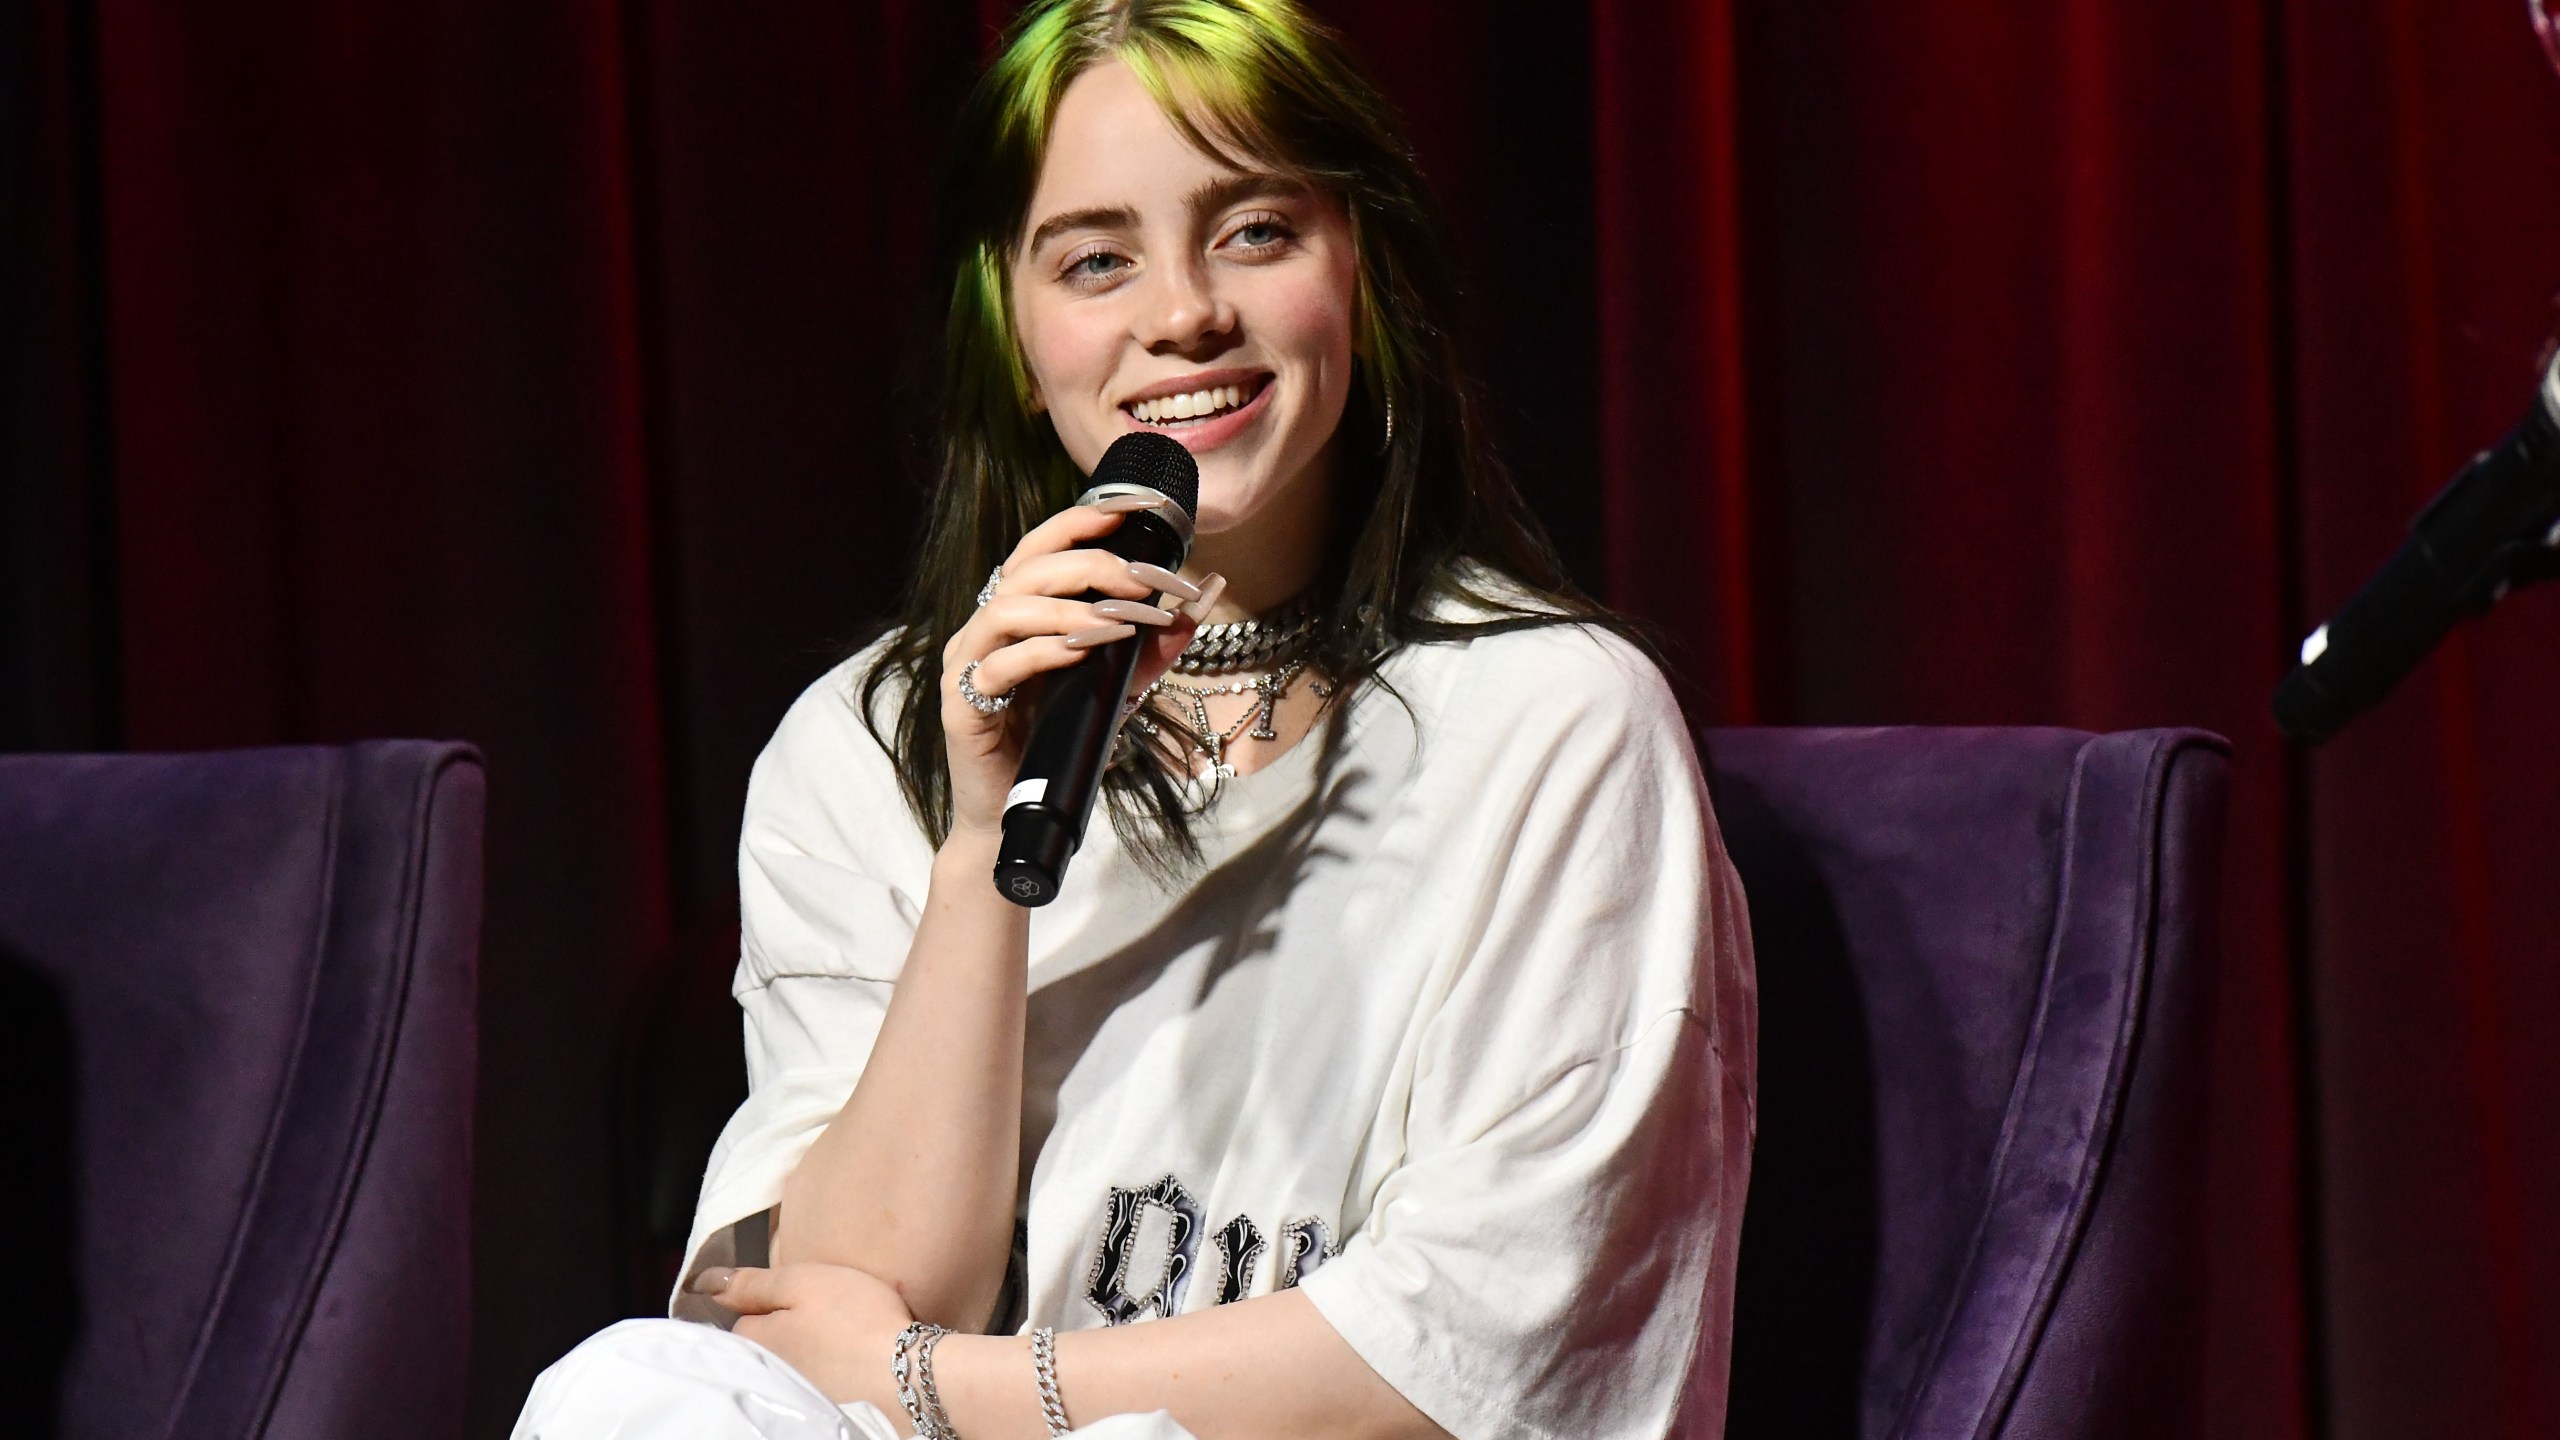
[994,432,1200,906]
[2273,355,2560,744]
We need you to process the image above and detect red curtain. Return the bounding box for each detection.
[1594,3,2311,1434]
[10,1,2560,1434]
[2286,5,2560,1434]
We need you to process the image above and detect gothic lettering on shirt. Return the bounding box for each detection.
[1086,1179,1343,1320]
[1209,1214,1266,1307]
[1277,1216,1336,1288]
[1085,1175,1203,1325]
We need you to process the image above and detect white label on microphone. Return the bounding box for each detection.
[1006,778,1049,811]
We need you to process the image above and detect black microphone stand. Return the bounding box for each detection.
[2272,354,2560,743]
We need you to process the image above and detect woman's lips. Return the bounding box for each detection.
[1119,375,1274,453]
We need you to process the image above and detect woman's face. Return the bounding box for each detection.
[1010,59,1359,537]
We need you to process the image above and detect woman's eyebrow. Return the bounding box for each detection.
[1023,175,1302,257]
[1026,204,1138,256]
[1187,172,1302,216]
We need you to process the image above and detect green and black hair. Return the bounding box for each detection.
[862,0,1623,875]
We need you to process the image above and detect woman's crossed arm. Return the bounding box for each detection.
[768,825,1029,1328]
[706,1260,1451,1440]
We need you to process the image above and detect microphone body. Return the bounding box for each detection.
[2274,359,2560,744]
[995,434,1199,906]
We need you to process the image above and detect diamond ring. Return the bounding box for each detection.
[956,659,1011,715]
[975,566,1004,608]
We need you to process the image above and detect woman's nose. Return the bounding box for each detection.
[1134,260,1232,353]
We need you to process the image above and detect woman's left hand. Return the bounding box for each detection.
[701,1262,916,1412]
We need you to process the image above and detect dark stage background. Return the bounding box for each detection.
[7,1,2560,1435]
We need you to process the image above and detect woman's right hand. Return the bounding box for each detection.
[937,498,1222,843]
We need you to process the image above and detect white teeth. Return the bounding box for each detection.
[1132,382,1254,425]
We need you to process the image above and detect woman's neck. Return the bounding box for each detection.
[1182,444,1334,623]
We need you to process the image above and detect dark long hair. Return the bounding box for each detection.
[861,0,1632,876]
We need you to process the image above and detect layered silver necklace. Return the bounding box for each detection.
[1129,596,1332,778]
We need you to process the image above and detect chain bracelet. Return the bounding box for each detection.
[1032,1327,1071,1437]
[915,1325,960,1440]
[896,1322,947,1434]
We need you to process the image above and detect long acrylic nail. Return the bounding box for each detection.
[1093,494,1160,514]
[1127,563,1201,602]
[1093,598,1175,625]
[1063,622,1138,649]
[687,1267,737,1296]
[1184,573,1228,622]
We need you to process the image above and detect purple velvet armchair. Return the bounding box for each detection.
[1706,726,2227,1440]
[0,741,484,1439]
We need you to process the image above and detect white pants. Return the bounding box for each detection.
[513,1318,1195,1440]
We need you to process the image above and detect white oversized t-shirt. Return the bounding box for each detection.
[677,613,1758,1440]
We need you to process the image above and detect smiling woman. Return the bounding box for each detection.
[857,0,1639,868]
[513,3,1755,1439]
[1008,72,1358,559]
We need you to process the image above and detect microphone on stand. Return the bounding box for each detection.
[2273,354,2560,744]
[994,432,1200,906]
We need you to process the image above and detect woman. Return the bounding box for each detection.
[518,2,1755,1437]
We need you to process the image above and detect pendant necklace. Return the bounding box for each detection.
[1127,596,1333,779]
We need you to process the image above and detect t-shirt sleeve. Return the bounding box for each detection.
[1297,630,1758,1440]
[670,660,930,1319]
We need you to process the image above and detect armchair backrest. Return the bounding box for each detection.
[1704,727,2226,1440]
[0,741,483,1439]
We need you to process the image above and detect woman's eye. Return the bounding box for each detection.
[1062,250,1130,284]
[1225,216,1295,253]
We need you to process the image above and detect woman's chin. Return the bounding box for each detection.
[1187,498,1255,537]
[1182,471,1269,536]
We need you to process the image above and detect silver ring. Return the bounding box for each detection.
[956,659,1011,714]
[975,566,1004,608]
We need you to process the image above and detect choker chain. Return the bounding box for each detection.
[1173,597,1322,675]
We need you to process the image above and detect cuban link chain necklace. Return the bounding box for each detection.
[1128,596,1332,778]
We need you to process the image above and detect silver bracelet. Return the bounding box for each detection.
[892,1322,958,1440]
[1031,1327,1071,1436]
[916,1325,960,1440]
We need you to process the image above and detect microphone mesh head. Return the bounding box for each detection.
[1094,432,1199,519]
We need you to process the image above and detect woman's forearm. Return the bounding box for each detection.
[772,828,1026,1327]
[933,1289,1450,1440]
